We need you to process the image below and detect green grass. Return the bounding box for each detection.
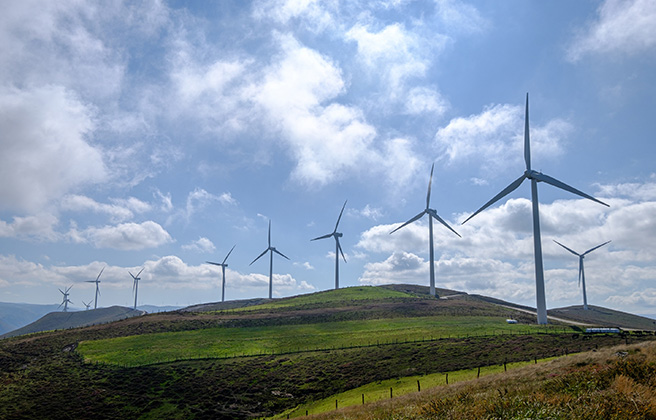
[227,286,419,312]
[77,316,575,366]
[272,356,562,418]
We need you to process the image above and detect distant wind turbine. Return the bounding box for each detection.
[390,164,461,297]
[462,94,609,324]
[206,245,236,302]
[82,300,92,311]
[58,285,73,312]
[312,200,347,290]
[553,240,611,310]
[250,221,289,299]
[86,267,104,310]
[129,268,145,310]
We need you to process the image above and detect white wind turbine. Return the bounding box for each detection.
[390,164,461,297]
[129,268,145,310]
[312,200,347,290]
[462,93,609,324]
[250,220,289,299]
[206,245,236,302]
[86,267,105,310]
[82,300,92,311]
[58,286,73,312]
[553,240,611,310]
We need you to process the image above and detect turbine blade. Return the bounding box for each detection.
[268,220,271,248]
[136,268,144,278]
[532,172,609,207]
[524,93,531,171]
[59,288,65,295]
[582,240,611,256]
[427,210,461,238]
[129,271,136,280]
[426,163,435,209]
[273,248,290,260]
[553,240,580,257]
[311,233,333,241]
[96,267,105,282]
[462,174,527,225]
[250,249,269,265]
[390,211,426,234]
[334,200,347,232]
[336,237,347,263]
[206,261,223,266]
[222,245,236,264]
[579,259,584,288]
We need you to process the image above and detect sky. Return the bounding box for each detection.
[1,0,655,316]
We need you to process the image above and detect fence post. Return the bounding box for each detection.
[335,400,338,410]
[446,373,449,384]
[362,394,365,405]
[390,387,393,399]
[477,366,480,378]
[417,380,421,392]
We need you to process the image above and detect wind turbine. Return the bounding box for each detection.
[462,93,609,324]
[82,300,92,311]
[129,268,145,310]
[390,164,461,297]
[553,240,611,310]
[86,267,104,310]
[58,286,73,312]
[250,220,289,299]
[206,245,236,302]
[312,200,347,290]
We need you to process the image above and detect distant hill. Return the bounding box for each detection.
[548,305,656,330]
[182,298,271,312]
[0,302,62,335]
[137,304,182,313]
[0,305,145,338]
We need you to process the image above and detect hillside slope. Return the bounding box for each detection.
[1,285,654,420]
[1,306,144,338]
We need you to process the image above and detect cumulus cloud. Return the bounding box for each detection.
[69,221,172,250]
[182,237,216,253]
[567,0,656,61]
[252,0,333,30]
[0,213,60,241]
[0,85,107,212]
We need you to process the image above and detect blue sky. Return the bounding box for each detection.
[1,0,655,314]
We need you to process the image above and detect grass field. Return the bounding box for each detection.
[272,356,561,418]
[77,315,576,366]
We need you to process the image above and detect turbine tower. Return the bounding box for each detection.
[462,93,609,324]
[312,200,347,290]
[206,245,236,302]
[58,286,73,312]
[82,300,92,311]
[86,267,104,310]
[390,164,461,297]
[553,240,611,310]
[129,268,145,310]
[250,220,289,299]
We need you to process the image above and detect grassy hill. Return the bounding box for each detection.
[0,305,145,338]
[1,285,654,419]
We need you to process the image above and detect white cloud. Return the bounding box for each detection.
[567,0,656,61]
[404,86,449,116]
[0,214,59,241]
[433,103,570,176]
[0,85,107,212]
[252,0,334,30]
[359,251,427,285]
[69,221,172,250]
[182,237,216,253]
[294,261,315,270]
[60,195,134,222]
